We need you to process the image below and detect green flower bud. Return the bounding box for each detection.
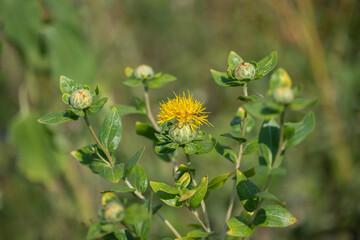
[69,89,93,110]
[272,86,294,104]
[104,202,124,222]
[233,62,256,80]
[169,123,197,144]
[102,192,117,206]
[134,64,154,79]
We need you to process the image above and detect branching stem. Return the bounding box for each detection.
[220,84,248,240]
[84,111,115,168]
[84,111,181,238]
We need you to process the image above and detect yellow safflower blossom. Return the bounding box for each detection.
[157,92,212,131]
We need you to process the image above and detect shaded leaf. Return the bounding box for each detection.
[128,165,148,193]
[88,98,108,115]
[136,122,157,142]
[221,133,246,143]
[124,147,145,178]
[210,69,236,87]
[208,172,234,191]
[215,142,237,164]
[38,110,78,125]
[184,142,202,154]
[236,170,260,212]
[150,181,182,208]
[284,112,315,148]
[71,145,124,183]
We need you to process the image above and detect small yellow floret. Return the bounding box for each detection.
[157,91,212,130]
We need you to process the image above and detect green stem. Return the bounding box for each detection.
[84,111,115,168]
[220,85,248,240]
[186,154,211,231]
[124,179,182,238]
[144,86,161,132]
[248,109,286,228]
[185,202,211,233]
[83,97,181,238]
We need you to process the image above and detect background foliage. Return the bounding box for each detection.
[1,0,359,239]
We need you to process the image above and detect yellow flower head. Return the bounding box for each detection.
[157,91,212,131]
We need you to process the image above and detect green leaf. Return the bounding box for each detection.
[243,102,284,120]
[150,181,182,208]
[128,164,148,193]
[196,136,216,154]
[177,164,195,173]
[236,170,260,212]
[38,110,78,125]
[284,112,315,148]
[71,145,124,183]
[255,192,285,206]
[88,98,108,115]
[210,69,236,87]
[189,176,208,209]
[11,114,64,185]
[230,110,255,134]
[69,108,84,117]
[136,122,157,142]
[123,203,149,225]
[289,98,317,110]
[258,120,280,166]
[123,79,143,87]
[175,172,191,191]
[100,107,122,154]
[254,205,296,227]
[59,75,82,95]
[226,217,253,237]
[256,51,278,77]
[243,168,255,178]
[124,147,145,179]
[215,142,237,164]
[86,221,116,239]
[228,51,243,70]
[237,94,262,103]
[184,142,202,154]
[208,172,234,191]
[178,189,197,202]
[115,105,146,116]
[155,142,176,155]
[221,133,246,143]
[148,74,177,88]
[62,93,70,105]
[100,186,135,193]
[243,138,258,155]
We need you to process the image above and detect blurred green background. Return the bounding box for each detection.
[1,0,359,239]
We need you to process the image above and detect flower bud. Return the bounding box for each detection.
[102,192,117,206]
[134,65,154,79]
[169,123,197,144]
[104,202,124,222]
[69,89,93,110]
[233,62,256,80]
[272,86,294,104]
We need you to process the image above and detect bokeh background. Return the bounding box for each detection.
[1,0,359,239]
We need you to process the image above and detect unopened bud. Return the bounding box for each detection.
[134,65,154,79]
[272,87,294,104]
[233,62,256,80]
[70,89,93,110]
[104,202,124,222]
[102,192,117,206]
[169,123,197,144]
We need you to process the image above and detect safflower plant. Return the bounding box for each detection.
[38,51,316,240]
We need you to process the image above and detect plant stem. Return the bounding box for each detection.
[248,109,286,227]
[185,202,211,233]
[124,180,182,238]
[84,111,181,238]
[84,111,115,168]
[220,85,248,240]
[144,86,161,132]
[185,154,211,231]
